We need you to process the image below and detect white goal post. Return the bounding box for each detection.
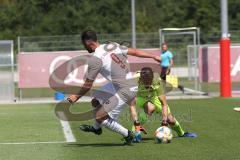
[158,27,206,95]
[159,27,200,48]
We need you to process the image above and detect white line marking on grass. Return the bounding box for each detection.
[57,111,76,142]
[59,119,76,142]
[0,141,67,145]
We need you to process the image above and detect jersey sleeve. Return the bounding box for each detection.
[85,56,103,81]
[168,51,173,59]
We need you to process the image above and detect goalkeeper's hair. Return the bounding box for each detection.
[139,67,154,81]
[81,30,98,42]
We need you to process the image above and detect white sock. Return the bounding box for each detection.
[93,119,101,130]
[102,118,128,137]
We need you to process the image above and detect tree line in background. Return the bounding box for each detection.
[0,0,240,43]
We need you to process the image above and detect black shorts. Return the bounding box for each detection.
[160,66,170,81]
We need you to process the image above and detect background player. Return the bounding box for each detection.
[130,67,197,142]
[160,43,184,93]
[67,30,161,145]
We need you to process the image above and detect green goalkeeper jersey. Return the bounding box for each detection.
[137,78,164,99]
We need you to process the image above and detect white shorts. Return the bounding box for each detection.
[91,83,127,120]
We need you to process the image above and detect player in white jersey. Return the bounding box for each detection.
[67,30,161,145]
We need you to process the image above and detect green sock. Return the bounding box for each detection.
[139,112,148,124]
[171,120,185,136]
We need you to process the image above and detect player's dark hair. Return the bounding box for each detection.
[140,67,154,79]
[81,30,98,42]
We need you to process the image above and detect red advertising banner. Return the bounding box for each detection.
[18,49,161,88]
[199,46,240,82]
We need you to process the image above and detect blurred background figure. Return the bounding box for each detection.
[160,43,184,93]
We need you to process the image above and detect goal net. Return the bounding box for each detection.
[0,41,15,102]
[159,27,205,95]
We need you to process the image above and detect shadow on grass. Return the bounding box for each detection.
[64,143,127,147]
[142,136,184,140]
[64,136,184,147]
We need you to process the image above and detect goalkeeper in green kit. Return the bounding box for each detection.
[130,67,197,142]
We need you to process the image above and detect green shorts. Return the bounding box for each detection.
[136,96,171,113]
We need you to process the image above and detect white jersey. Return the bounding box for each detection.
[86,42,135,88]
[87,43,137,120]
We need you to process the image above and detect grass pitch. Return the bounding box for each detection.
[0,98,239,160]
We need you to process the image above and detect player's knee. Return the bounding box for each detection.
[91,98,100,108]
[144,109,151,116]
[167,113,176,125]
[144,102,155,116]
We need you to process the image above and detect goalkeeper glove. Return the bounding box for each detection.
[134,120,147,134]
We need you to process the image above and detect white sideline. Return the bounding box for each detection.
[0,113,76,145]
[57,109,76,143]
[59,119,76,143]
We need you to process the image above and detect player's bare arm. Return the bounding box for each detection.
[129,98,138,122]
[129,98,148,134]
[67,78,94,103]
[158,94,168,126]
[170,58,174,67]
[127,48,161,62]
